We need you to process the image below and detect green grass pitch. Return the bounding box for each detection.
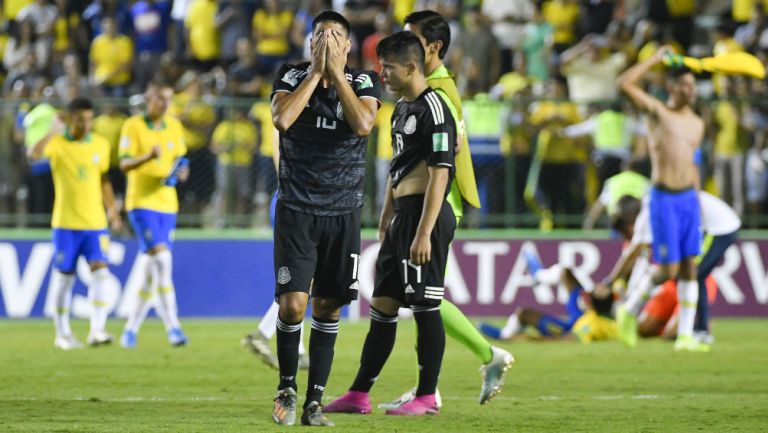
[1,318,766,432]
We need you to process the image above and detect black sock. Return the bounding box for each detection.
[305,316,339,408]
[276,316,302,391]
[350,307,398,393]
[414,308,445,396]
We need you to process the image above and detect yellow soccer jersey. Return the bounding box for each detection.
[571,310,618,343]
[211,119,258,166]
[120,115,187,213]
[45,133,110,230]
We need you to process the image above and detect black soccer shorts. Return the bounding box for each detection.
[273,200,361,303]
[373,194,456,307]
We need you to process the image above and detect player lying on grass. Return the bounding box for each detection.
[601,192,740,347]
[478,246,617,344]
[27,97,122,350]
[324,31,457,417]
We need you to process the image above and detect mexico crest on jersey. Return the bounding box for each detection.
[336,102,346,121]
[404,115,417,134]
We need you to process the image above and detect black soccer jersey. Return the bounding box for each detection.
[271,62,382,216]
[389,88,456,193]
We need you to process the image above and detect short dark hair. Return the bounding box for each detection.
[404,10,450,59]
[312,10,350,36]
[610,195,642,233]
[67,97,94,112]
[665,64,694,80]
[376,31,425,71]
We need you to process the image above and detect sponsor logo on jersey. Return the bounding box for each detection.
[404,284,415,294]
[277,266,291,284]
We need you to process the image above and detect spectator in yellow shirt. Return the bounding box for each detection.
[542,0,580,52]
[252,0,293,70]
[89,17,133,97]
[174,72,217,211]
[529,79,587,226]
[210,107,258,228]
[92,104,128,197]
[185,0,219,71]
[712,78,746,215]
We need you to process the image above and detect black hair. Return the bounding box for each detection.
[666,65,694,80]
[610,195,642,233]
[404,10,450,59]
[590,290,615,317]
[312,10,350,36]
[376,31,425,71]
[67,97,94,112]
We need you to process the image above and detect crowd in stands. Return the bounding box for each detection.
[1,0,767,229]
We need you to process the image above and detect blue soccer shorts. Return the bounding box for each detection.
[52,228,109,273]
[536,286,586,337]
[649,186,701,264]
[128,209,177,253]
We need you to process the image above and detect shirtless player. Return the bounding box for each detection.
[617,46,707,351]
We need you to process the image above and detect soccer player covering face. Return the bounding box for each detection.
[269,11,381,427]
[325,31,457,417]
[118,81,190,349]
[617,46,707,351]
[27,98,122,350]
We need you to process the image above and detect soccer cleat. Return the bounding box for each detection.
[478,323,503,340]
[301,401,335,426]
[694,331,715,345]
[272,387,297,425]
[54,335,85,350]
[324,391,372,414]
[168,328,188,347]
[523,245,542,281]
[616,304,638,348]
[242,332,279,370]
[674,335,711,352]
[385,394,439,416]
[87,331,113,347]
[378,387,442,410]
[120,330,137,349]
[479,346,515,405]
[298,353,310,370]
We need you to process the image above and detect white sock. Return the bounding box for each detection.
[51,270,76,339]
[89,268,111,334]
[298,323,306,356]
[124,254,155,333]
[676,280,699,339]
[258,302,280,339]
[624,272,654,317]
[154,250,181,330]
[534,264,562,286]
[501,313,521,339]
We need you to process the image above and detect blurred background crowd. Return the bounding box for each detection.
[1,0,767,230]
